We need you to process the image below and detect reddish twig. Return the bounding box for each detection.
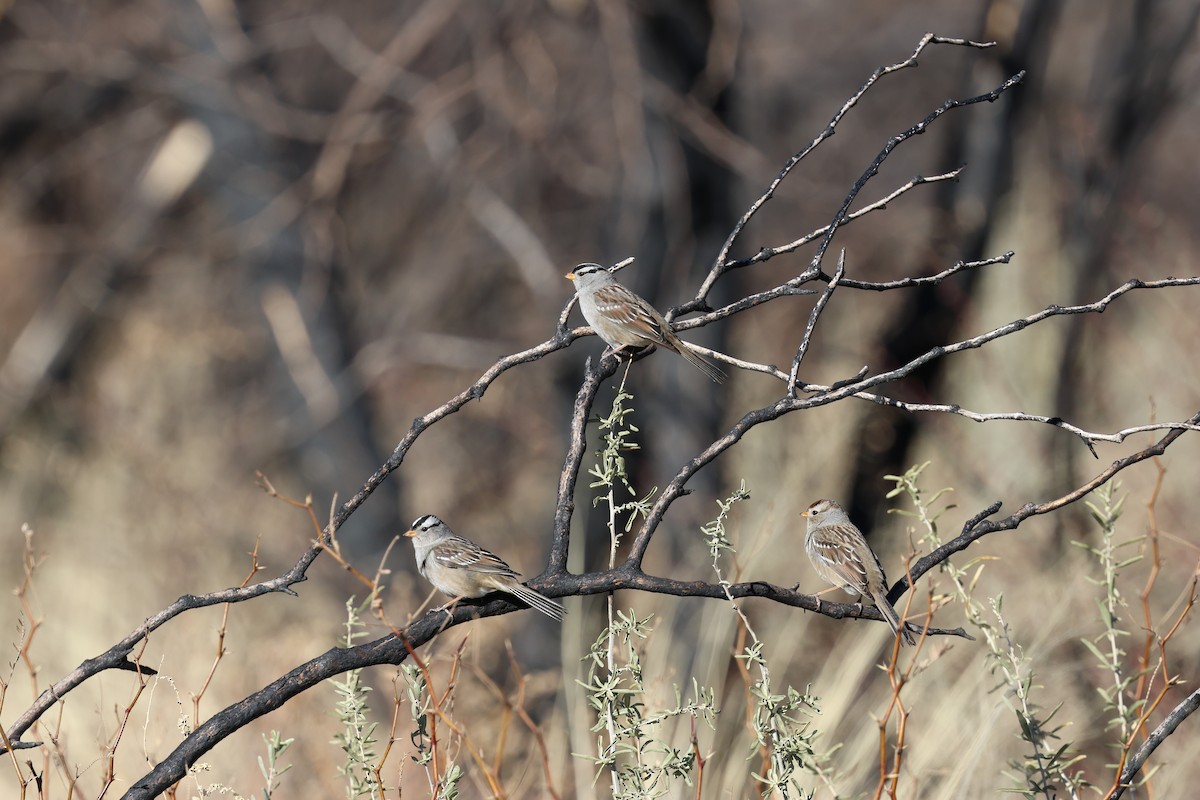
[504,642,561,800]
[1104,579,1198,799]
[191,539,265,727]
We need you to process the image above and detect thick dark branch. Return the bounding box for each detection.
[121,611,459,799]
[607,571,969,640]
[1,558,316,746]
[546,355,618,572]
[1109,686,1200,800]
[116,563,969,797]
[0,740,40,751]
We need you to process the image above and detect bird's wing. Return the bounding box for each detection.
[430,537,522,579]
[807,528,872,594]
[591,283,672,345]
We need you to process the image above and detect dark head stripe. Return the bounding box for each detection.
[411,514,440,530]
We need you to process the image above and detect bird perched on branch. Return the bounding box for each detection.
[404,514,564,621]
[566,262,726,383]
[801,498,916,645]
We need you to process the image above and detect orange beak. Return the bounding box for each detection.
[403,529,417,538]
[801,510,809,518]
[564,272,576,280]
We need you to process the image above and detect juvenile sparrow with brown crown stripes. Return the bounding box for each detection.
[404,515,564,621]
[802,499,915,645]
[565,263,726,383]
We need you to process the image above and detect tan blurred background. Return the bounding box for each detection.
[2,0,1199,797]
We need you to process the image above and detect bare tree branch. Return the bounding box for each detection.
[626,277,1200,567]
[1109,686,1200,800]
[787,250,846,397]
[894,410,1200,599]
[702,33,996,295]
[712,70,1025,293]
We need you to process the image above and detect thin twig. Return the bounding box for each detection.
[895,411,1200,598]
[701,34,995,295]
[788,249,845,397]
[1104,578,1197,799]
[191,540,265,727]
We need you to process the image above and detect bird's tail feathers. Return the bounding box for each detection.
[676,341,727,384]
[873,592,916,646]
[507,582,566,621]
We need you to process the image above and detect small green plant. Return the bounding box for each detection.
[258,730,294,799]
[991,599,1085,799]
[578,379,719,797]
[399,657,465,799]
[330,596,382,799]
[587,378,657,566]
[887,462,1087,799]
[579,608,717,798]
[702,482,827,798]
[1074,481,1142,743]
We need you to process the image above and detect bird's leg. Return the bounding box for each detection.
[432,597,464,631]
[792,584,839,613]
[432,596,462,614]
